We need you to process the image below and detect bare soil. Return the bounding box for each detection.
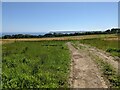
[67,42,108,88]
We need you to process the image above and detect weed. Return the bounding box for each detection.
[2,41,70,88]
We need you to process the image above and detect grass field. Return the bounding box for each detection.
[79,37,119,57]
[2,41,70,88]
[1,34,117,43]
[1,34,119,88]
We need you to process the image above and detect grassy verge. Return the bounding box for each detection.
[80,38,119,57]
[2,41,70,88]
[90,53,120,88]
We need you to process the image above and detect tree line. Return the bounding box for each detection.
[2,28,120,39]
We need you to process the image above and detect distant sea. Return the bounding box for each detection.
[0,32,47,37]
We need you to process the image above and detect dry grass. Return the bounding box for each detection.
[1,34,118,44]
[104,38,118,41]
[103,34,119,41]
[0,39,15,44]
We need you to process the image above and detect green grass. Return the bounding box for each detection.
[90,54,120,88]
[79,38,119,57]
[2,41,70,88]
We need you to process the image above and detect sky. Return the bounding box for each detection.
[2,0,120,2]
[0,1,2,33]
[2,2,118,33]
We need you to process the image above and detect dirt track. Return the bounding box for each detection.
[67,42,108,88]
[79,44,119,72]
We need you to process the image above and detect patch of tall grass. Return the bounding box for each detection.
[2,41,70,88]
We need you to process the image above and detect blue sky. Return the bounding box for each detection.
[2,2,118,32]
[2,0,120,2]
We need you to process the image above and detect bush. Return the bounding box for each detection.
[106,48,120,53]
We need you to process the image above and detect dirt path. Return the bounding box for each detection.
[67,42,108,88]
[79,44,119,72]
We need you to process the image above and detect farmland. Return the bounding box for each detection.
[2,1,120,88]
[1,34,120,88]
[1,34,117,42]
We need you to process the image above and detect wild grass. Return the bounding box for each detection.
[2,41,70,88]
[80,38,119,57]
[90,54,120,88]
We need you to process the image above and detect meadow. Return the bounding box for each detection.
[1,34,119,88]
[2,41,70,88]
[79,36,119,57]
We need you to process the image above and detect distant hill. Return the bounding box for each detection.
[49,31,90,34]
